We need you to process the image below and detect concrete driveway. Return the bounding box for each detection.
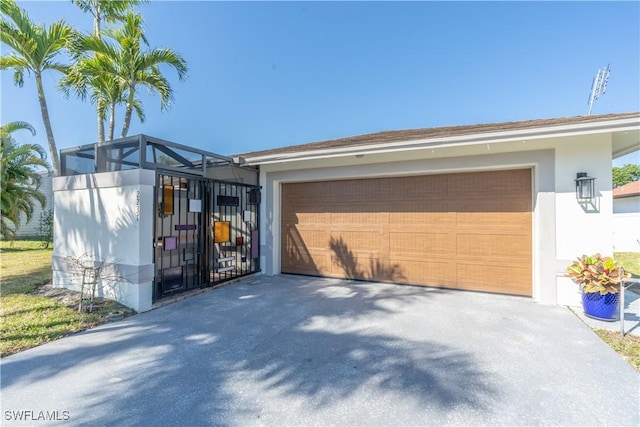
[2,275,638,426]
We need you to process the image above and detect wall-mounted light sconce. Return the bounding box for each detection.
[575,172,596,200]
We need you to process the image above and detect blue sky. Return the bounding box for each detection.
[2,1,639,165]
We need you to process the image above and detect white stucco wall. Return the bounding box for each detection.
[257,130,619,307]
[554,134,614,306]
[613,213,640,252]
[554,134,614,258]
[52,169,155,312]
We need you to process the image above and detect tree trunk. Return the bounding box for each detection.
[108,102,116,141]
[35,72,61,176]
[93,0,104,172]
[114,100,126,171]
[120,84,137,138]
[95,107,106,172]
[120,102,133,138]
[97,110,105,145]
[94,14,100,37]
[93,0,101,37]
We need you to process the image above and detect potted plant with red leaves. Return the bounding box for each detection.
[566,254,629,321]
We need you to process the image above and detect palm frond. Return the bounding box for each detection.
[0,120,35,137]
[139,67,173,109]
[0,119,50,236]
[139,48,188,80]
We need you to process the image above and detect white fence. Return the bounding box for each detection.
[15,173,54,238]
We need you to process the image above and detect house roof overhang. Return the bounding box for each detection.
[613,181,640,199]
[243,112,640,166]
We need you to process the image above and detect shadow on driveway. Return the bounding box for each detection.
[1,275,638,426]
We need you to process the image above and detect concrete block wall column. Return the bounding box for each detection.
[52,169,155,312]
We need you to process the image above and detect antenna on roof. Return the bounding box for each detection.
[588,64,610,115]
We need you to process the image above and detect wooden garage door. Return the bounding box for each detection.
[281,169,532,296]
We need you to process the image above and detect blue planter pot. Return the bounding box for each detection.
[582,291,619,321]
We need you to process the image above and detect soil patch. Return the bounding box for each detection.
[33,283,136,320]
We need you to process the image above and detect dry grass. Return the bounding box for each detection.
[594,329,640,372]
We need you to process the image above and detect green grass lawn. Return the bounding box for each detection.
[614,252,640,278]
[1,294,100,355]
[0,240,133,357]
[1,240,54,295]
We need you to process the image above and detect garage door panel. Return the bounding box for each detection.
[456,212,531,233]
[284,227,329,250]
[389,201,450,214]
[282,202,326,213]
[284,181,332,199]
[282,247,330,275]
[330,231,389,253]
[449,199,531,213]
[392,260,455,286]
[389,210,453,229]
[281,247,325,275]
[331,208,389,226]
[283,211,330,225]
[330,254,393,280]
[456,234,531,261]
[327,179,387,203]
[388,175,449,200]
[281,169,532,296]
[457,263,531,296]
[450,170,531,199]
[389,232,455,257]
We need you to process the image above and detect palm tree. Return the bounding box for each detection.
[72,0,145,37]
[60,48,145,144]
[80,12,188,138]
[69,0,145,145]
[1,121,50,240]
[0,0,73,176]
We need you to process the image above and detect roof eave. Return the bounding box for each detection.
[245,116,640,166]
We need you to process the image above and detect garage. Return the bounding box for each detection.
[281,169,532,296]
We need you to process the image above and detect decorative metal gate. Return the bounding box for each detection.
[154,173,206,298]
[154,173,260,300]
[208,181,260,283]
